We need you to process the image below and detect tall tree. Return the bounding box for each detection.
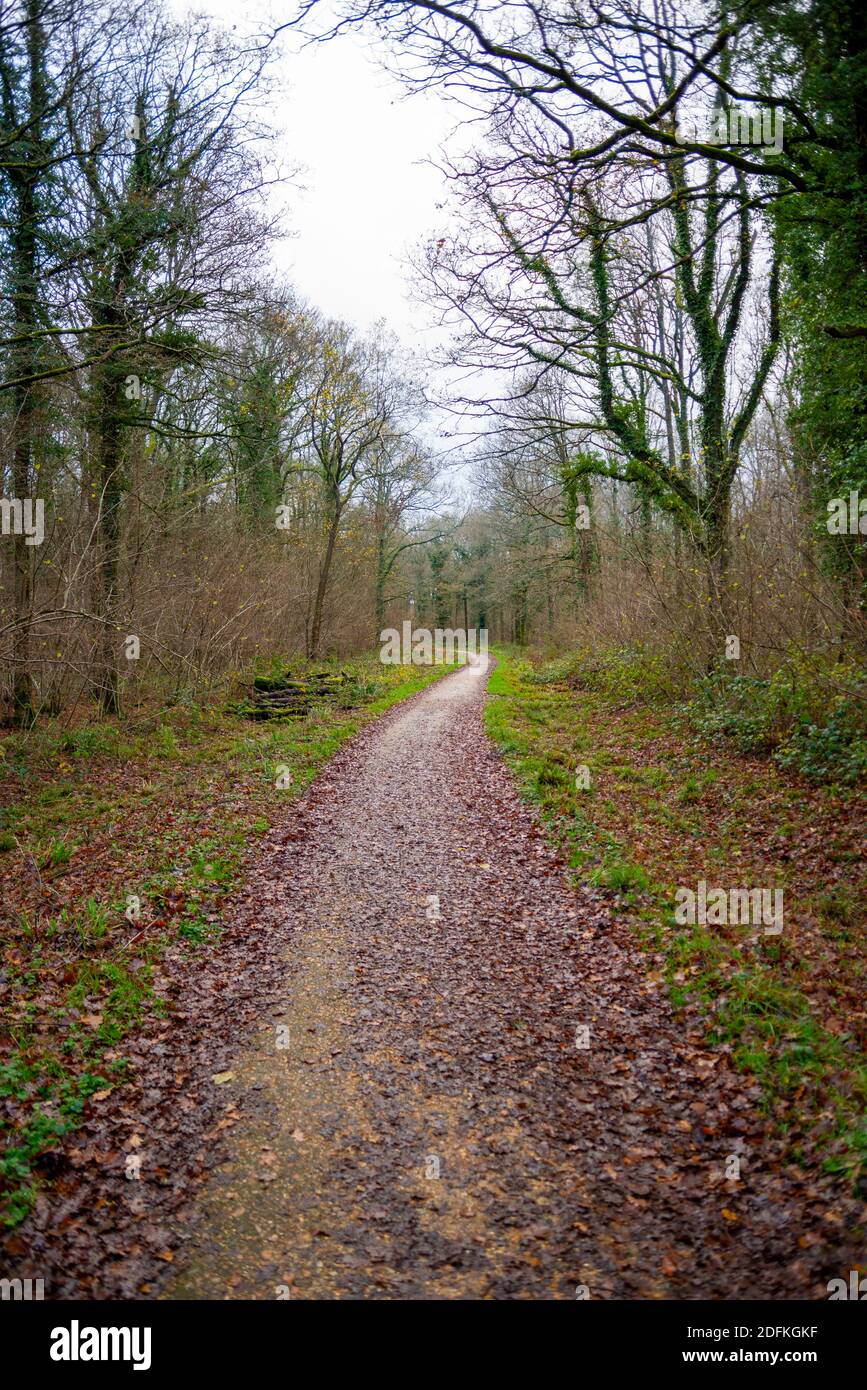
[64,5,278,710]
[1,0,55,719]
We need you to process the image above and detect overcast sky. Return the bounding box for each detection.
[173,0,457,338]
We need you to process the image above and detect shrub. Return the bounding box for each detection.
[686,656,866,782]
[532,644,677,703]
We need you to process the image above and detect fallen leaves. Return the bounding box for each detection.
[3,662,863,1303]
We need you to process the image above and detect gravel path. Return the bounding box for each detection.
[158,661,856,1300]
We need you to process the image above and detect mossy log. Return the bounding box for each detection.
[237,668,355,720]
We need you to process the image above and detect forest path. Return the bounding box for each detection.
[164,662,819,1299]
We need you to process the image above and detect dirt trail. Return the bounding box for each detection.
[160,661,851,1300]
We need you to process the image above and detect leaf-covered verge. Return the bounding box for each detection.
[485,648,867,1194]
[0,656,453,1226]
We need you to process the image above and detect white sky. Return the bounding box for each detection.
[173,0,458,338]
[277,37,456,335]
[166,0,484,477]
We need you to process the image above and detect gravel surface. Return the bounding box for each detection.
[163,661,862,1299]
[12,661,862,1299]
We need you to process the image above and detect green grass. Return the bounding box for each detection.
[0,1060,123,1227]
[485,646,867,1191]
[0,652,456,1225]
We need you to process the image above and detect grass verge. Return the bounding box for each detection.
[485,647,867,1192]
[0,655,452,1225]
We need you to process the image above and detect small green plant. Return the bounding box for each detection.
[676,768,717,803]
[776,706,867,784]
[57,728,103,758]
[154,723,179,757]
[188,846,235,887]
[178,912,218,944]
[589,855,650,896]
[536,760,572,789]
[0,1064,115,1226]
[72,897,109,946]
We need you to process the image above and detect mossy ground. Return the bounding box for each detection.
[486,649,867,1192]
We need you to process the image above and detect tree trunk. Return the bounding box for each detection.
[91,362,124,716]
[309,498,341,658]
[7,0,46,724]
[704,470,733,663]
[374,531,387,641]
[10,200,36,722]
